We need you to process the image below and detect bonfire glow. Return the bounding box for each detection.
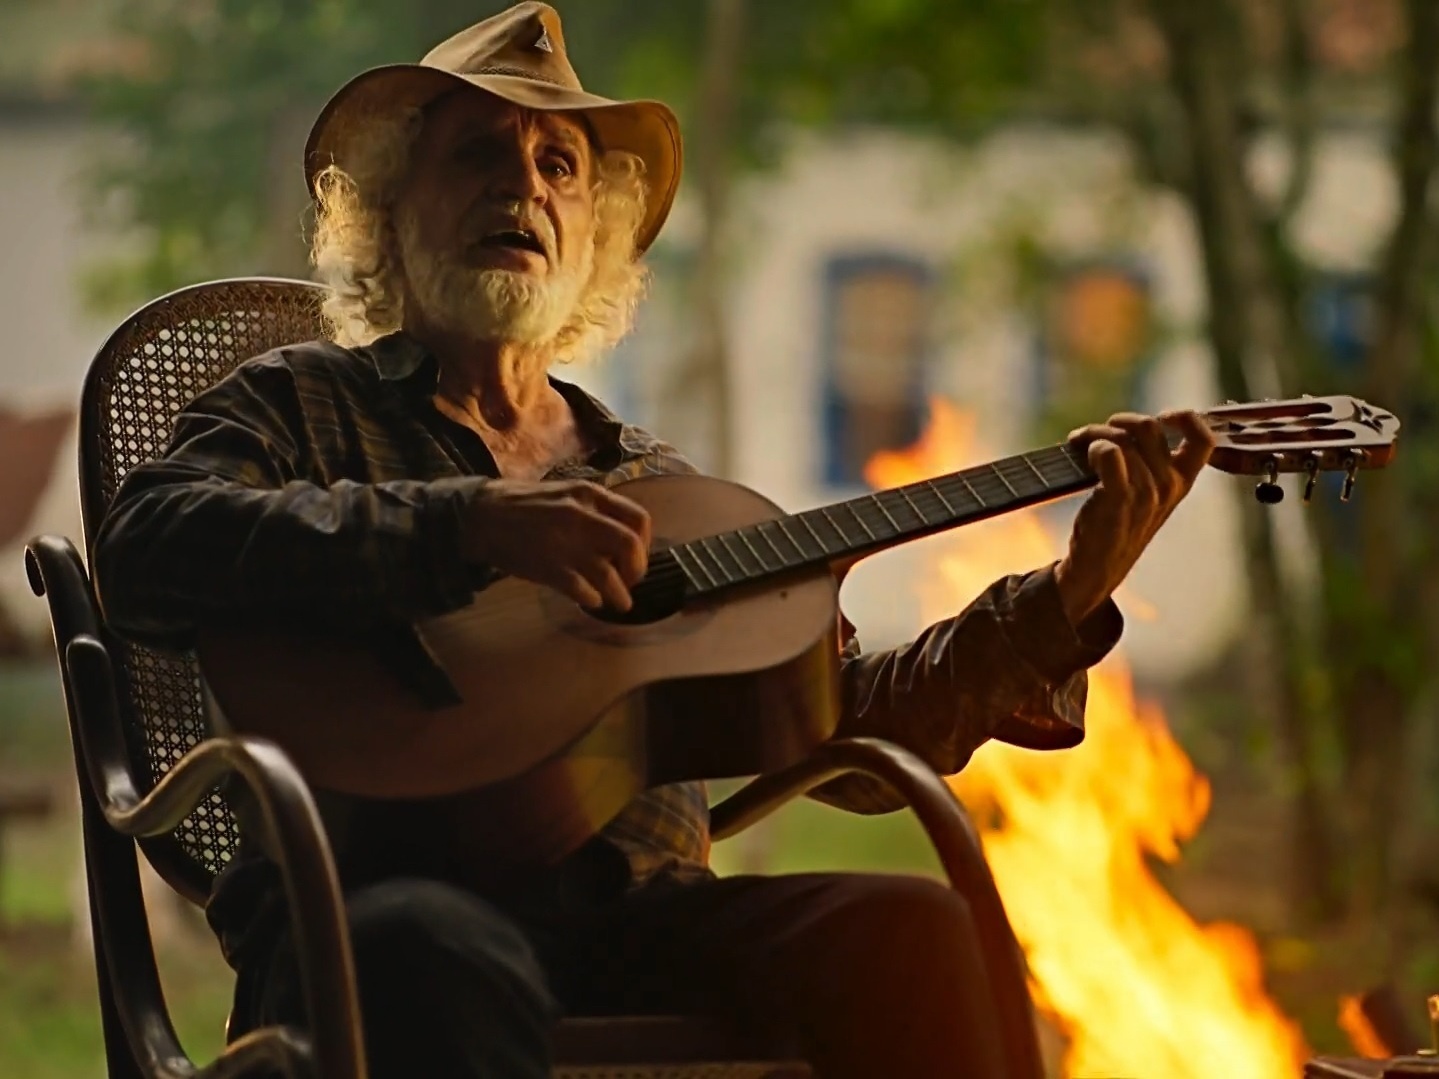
[864,398,1310,1079]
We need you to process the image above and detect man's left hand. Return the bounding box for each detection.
[1054,410,1216,626]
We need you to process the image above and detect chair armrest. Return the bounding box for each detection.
[710,737,1044,1079]
[25,533,101,644]
[62,633,366,1079]
[28,533,214,904]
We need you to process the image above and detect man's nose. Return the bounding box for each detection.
[486,146,547,208]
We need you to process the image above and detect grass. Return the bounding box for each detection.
[0,923,236,1079]
[0,660,231,1077]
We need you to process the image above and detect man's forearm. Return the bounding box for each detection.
[811,564,1121,814]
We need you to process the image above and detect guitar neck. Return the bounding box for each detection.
[669,442,1097,598]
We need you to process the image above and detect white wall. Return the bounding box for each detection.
[0,114,114,638]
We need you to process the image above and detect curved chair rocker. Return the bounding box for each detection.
[26,277,1045,1078]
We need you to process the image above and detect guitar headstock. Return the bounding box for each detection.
[1202,396,1400,504]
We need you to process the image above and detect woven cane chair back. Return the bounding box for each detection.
[79,278,327,901]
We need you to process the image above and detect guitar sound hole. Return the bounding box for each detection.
[586,548,689,626]
[588,593,681,625]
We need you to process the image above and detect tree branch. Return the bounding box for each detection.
[1150,0,1342,920]
[678,0,746,476]
[1275,0,1318,224]
[1366,0,1439,409]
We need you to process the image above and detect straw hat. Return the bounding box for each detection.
[304,2,682,252]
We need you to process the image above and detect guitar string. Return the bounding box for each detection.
[372,446,1092,632]
[356,421,1360,625]
[383,421,1357,626]
[690,446,1091,584]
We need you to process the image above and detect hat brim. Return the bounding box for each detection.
[304,64,682,253]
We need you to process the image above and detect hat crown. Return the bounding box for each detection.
[422,2,582,91]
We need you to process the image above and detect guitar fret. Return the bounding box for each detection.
[1020,454,1047,487]
[735,528,773,571]
[990,463,1020,498]
[715,533,759,576]
[666,545,702,589]
[957,472,987,507]
[755,522,788,563]
[844,501,878,542]
[1060,445,1089,479]
[794,515,828,552]
[869,493,902,531]
[892,488,929,529]
[677,543,722,588]
[817,512,846,552]
[926,480,958,517]
[774,519,814,560]
[1028,449,1064,483]
[895,485,934,527]
[818,508,848,547]
[799,512,836,555]
[700,536,741,581]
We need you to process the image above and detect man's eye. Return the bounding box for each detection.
[544,156,574,176]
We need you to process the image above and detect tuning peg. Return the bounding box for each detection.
[1302,454,1321,504]
[1255,458,1284,505]
[1341,452,1363,502]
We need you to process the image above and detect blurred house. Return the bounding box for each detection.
[566,115,1395,681]
[0,1,1401,686]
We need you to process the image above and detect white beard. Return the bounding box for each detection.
[396,207,593,346]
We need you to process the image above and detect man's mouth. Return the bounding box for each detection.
[477,228,546,257]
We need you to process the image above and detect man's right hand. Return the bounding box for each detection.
[460,479,652,612]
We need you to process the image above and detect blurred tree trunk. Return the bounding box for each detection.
[1335,0,1439,925]
[1150,0,1439,929]
[1149,0,1342,921]
[682,0,746,478]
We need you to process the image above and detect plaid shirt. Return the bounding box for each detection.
[94,331,1121,954]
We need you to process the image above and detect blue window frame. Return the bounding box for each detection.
[819,253,934,488]
[1308,270,1373,373]
[1028,257,1156,427]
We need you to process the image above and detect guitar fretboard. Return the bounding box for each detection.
[669,442,1097,597]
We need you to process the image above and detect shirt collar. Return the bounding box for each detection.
[368,330,435,385]
[366,330,632,465]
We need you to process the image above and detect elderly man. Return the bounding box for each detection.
[93,4,1214,1077]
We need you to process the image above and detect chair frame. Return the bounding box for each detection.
[26,276,1045,1079]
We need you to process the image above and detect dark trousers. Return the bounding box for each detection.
[231,861,1009,1079]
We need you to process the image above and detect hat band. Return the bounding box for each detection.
[466,64,569,86]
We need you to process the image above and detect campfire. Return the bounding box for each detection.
[863,399,1311,1079]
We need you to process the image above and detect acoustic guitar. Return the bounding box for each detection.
[197,395,1399,863]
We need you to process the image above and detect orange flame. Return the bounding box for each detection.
[1337,995,1394,1060]
[864,398,1310,1078]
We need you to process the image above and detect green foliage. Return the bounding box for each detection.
[78,0,417,306]
[76,0,1063,310]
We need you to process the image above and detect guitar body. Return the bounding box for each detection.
[198,473,843,863]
